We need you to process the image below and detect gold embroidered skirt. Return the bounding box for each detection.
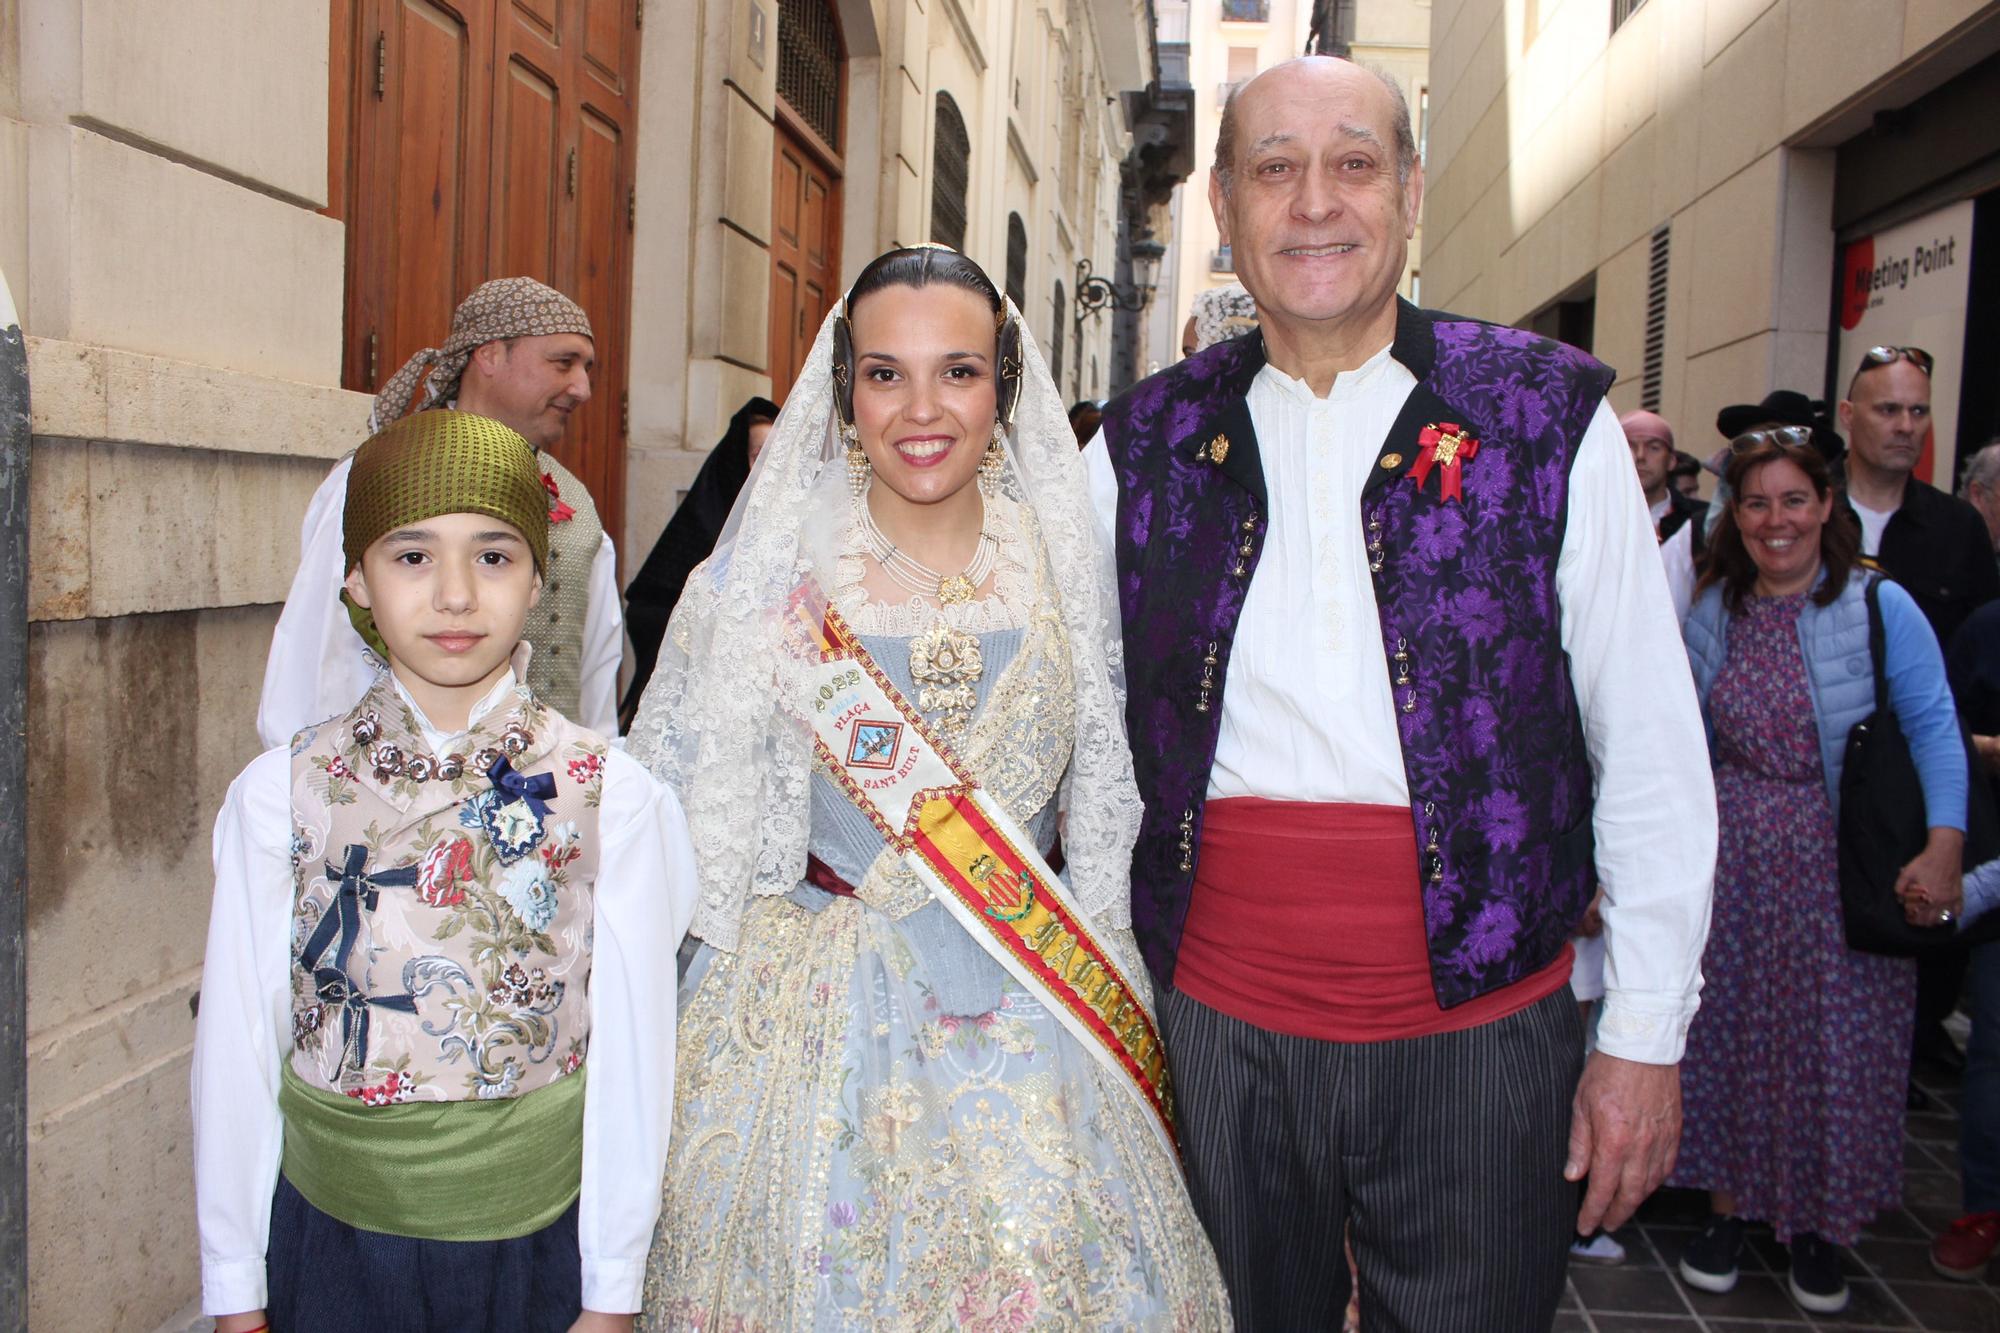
[638,895,1231,1331]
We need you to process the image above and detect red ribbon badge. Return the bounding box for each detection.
[541,472,576,524]
[1410,423,1479,503]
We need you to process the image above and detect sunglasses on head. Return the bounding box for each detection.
[1858,345,1934,376]
[1729,424,1815,455]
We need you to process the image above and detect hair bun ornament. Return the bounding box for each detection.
[831,313,856,429]
[997,315,1024,432]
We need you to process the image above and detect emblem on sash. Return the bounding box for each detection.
[846,720,904,770]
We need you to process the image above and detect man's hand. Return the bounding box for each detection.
[569,1312,636,1333]
[214,1313,269,1333]
[1576,886,1606,939]
[1565,1051,1681,1234]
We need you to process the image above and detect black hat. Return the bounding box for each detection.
[1715,390,1844,463]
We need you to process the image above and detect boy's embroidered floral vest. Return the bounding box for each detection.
[287,675,609,1103]
[1101,300,1614,1009]
[521,453,601,718]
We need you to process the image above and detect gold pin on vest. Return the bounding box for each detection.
[1196,433,1231,465]
[1381,452,1404,469]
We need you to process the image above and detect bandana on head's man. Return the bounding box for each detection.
[256,277,624,750]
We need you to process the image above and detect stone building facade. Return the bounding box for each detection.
[0,0,1180,1324]
[1421,0,2000,482]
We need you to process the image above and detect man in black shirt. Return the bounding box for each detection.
[1839,346,2000,1084]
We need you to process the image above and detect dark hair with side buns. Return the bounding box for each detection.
[833,246,1022,430]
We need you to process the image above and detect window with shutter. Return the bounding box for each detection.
[1051,280,1066,399]
[1005,214,1027,310]
[777,0,841,147]
[932,94,970,251]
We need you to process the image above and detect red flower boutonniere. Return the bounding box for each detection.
[541,471,577,524]
[1411,423,1480,503]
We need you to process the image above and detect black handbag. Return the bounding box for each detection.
[1837,576,2000,955]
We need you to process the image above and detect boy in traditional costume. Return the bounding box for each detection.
[194,410,698,1333]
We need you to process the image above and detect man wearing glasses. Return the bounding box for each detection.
[1838,345,1998,648]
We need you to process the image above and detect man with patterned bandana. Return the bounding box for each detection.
[258,278,622,747]
[1083,56,1716,1328]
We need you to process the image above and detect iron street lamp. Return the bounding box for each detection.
[1073,244,1163,321]
[1072,241,1165,395]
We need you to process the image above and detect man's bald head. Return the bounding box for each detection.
[1621,410,1676,504]
[1214,56,1417,197]
[1619,411,1674,450]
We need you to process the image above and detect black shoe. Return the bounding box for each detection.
[1787,1233,1850,1314]
[1679,1214,1747,1294]
[1915,1022,1967,1075]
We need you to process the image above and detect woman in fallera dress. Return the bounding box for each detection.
[626,246,1231,1331]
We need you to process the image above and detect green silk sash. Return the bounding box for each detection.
[278,1062,586,1241]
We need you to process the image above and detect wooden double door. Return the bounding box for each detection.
[768,113,841,400]
[330,0,638,543]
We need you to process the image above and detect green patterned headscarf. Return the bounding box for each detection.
[341,410,550,657]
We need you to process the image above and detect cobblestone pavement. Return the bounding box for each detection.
[1559,1055,1997,1333]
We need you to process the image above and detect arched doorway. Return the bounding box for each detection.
[768,0,845,399]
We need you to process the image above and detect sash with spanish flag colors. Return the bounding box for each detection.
[791,592,1176,1152]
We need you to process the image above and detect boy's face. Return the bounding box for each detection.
[344,511,542,697]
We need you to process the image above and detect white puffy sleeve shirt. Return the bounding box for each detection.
[255,456,625,750]
[1083,351,1716,1065]
[191,729,698,1315]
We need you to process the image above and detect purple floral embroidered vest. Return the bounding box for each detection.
[1100,300,1614,1008]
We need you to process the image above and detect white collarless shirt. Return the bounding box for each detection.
[1083,343,1717,1065]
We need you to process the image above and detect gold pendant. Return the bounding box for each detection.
[910,619,984,734]
[936,573,977,605]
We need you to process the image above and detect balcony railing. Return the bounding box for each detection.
[1219,0,1269,22]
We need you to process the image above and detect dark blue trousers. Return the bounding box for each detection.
[265,1174,583,1333]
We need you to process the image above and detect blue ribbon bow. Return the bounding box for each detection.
[486,754,556,819]
[301,844,421,1078]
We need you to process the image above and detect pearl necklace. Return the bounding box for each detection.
[858,499,998,606]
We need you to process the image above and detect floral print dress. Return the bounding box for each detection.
[1671,592,1914,1245]
[637,625,1230,1331]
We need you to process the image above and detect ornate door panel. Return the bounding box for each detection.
[334,0,639,548]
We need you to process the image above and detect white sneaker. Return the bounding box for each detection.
[1569,1232,1627,1265]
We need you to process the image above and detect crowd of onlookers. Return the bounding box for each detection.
[1560,346,1999,1314]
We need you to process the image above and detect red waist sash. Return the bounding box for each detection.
[1174,797,1572,1042]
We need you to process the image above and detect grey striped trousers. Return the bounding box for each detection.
[1158,986,1585,1332]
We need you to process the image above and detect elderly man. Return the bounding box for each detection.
[258,278,622,748]
[1960,439,2000,563]
[1083,57,1715,1328]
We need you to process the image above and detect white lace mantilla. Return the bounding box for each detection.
[626,295,1143,956]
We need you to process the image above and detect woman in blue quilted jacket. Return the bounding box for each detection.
[1673,428,1965,1314]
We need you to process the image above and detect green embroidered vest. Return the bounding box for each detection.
[523,453,602,717]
